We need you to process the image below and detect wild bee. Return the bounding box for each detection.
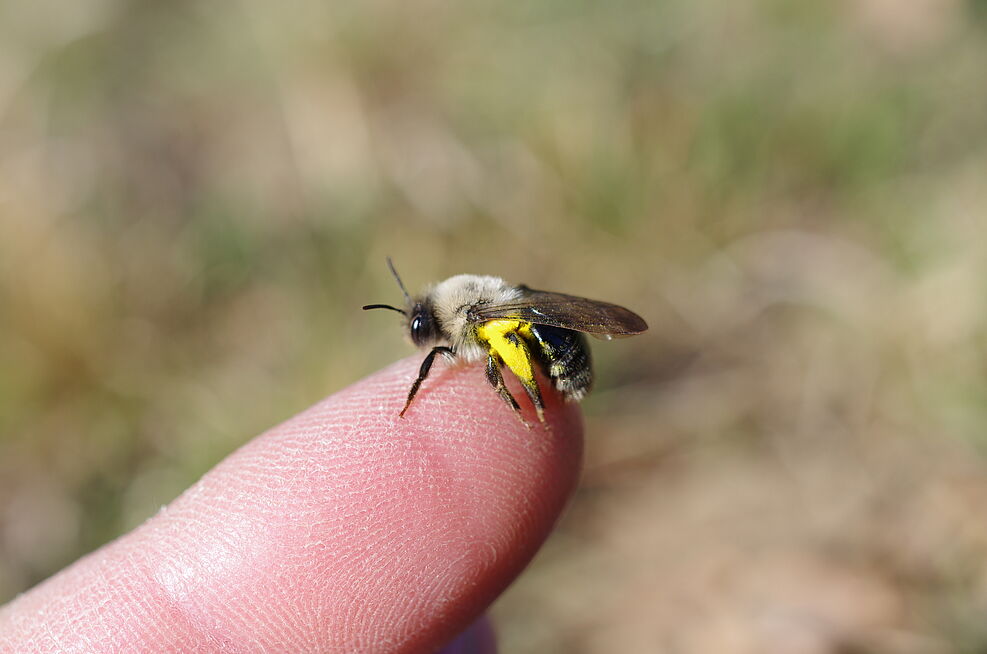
[364,259,647,424]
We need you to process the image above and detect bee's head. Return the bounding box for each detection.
[407,299,440,347]
[362,257,441,348]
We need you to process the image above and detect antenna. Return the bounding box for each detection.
[386,257,412,303]
[362,258,412,314]
[362,303,406,315]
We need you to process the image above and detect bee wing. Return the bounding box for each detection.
[469,287,648,336]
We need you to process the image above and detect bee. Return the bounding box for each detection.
[363,259,648,424]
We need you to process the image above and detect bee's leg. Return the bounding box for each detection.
[485,353,523,420]
[505,332,545,423]
[401,346,456,417]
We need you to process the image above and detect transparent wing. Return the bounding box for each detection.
[469,287,648,336]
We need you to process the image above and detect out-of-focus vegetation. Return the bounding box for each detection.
[2,0,987,651]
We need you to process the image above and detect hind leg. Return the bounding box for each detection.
[504,332,545,423]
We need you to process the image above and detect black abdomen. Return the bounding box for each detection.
[527,324,593,401]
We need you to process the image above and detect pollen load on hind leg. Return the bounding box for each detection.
[475,319,545,424]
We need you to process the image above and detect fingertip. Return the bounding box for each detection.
[358,356,582,649]
[0,356,583,653]
[367,355,583,444]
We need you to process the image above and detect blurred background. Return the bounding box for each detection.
[2,0,987,651]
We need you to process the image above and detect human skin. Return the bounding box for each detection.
[0,357,583,653]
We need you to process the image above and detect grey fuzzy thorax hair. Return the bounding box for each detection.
[426,274,523,361]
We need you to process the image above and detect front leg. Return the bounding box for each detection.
[401,346,456,417]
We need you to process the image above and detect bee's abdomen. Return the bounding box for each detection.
[527,324,593,401]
